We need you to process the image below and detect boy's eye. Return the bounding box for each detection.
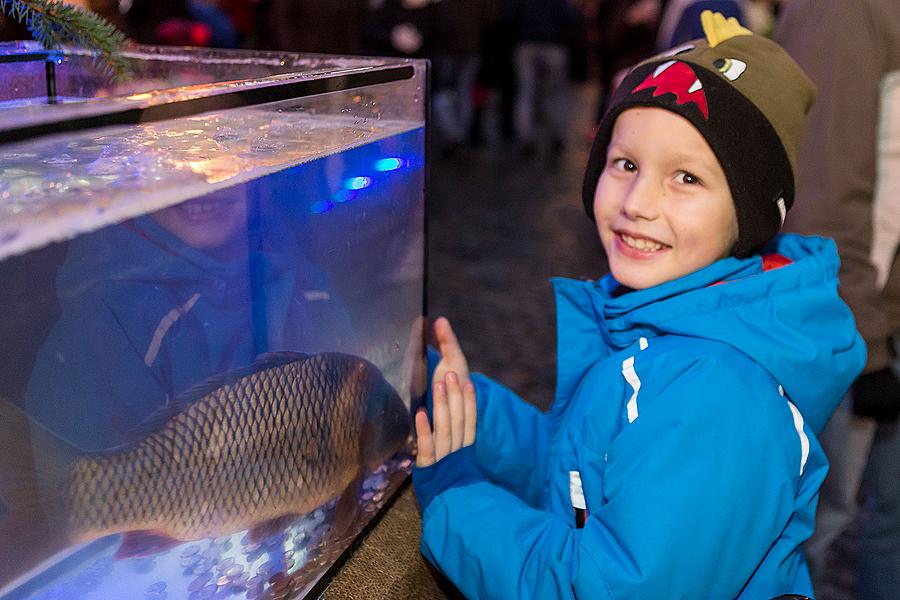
[611,158,637,172]
[675,171,701,185]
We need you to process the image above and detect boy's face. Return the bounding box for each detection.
[593,107,738,290]
[151,185,249,260]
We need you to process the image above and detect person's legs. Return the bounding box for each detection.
[857,420,900,599]
[431,54,465,148]
[804,395,877,593]
[539,43,570,150]
[513,43,538,148]
[854,337,900,599]
[455,55,481,144]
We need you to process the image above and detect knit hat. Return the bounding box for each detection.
[582,11,816,257]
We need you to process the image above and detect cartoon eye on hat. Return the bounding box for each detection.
[714,57,747,81]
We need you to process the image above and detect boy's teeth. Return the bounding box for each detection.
[621,233,664,252]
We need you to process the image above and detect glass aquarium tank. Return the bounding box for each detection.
[0,42,426,600]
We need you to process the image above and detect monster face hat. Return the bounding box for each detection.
[582,11,816,258]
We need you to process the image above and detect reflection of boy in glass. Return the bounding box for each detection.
[25,182,354,451]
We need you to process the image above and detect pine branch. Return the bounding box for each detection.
[1,0,131,82]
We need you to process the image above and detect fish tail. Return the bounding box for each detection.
[0,399,75,591]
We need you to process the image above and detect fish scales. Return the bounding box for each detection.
[62,354,384,543]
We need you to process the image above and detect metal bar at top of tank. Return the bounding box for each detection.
[0,51,63,64]
[0,65,417,146]
[44,61,57,105]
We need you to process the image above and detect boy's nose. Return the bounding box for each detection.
[621,176,660,221]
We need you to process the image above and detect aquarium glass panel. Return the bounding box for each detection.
[0,44,424,600]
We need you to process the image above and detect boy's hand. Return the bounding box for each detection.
[432,317,471,392]
[416,370,477,467]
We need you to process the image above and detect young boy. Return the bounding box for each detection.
[412,12,866,599]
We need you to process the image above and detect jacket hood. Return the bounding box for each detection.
[57,210,302,301]
[554,233,866,434]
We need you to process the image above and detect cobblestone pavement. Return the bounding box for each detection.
[427,86,605,411]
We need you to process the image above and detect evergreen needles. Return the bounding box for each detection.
[1,0,131,81]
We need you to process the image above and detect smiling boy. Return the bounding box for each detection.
[412,12,866,600]
[596,106,739,289]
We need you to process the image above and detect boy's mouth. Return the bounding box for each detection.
[616,231,670,254]
[176,197,238,223]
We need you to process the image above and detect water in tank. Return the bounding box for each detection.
[0,42,426,600]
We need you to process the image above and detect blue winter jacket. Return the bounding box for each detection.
[24,211,354,451]
[415,234,865,599]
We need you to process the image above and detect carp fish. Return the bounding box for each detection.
[0,351,409,587]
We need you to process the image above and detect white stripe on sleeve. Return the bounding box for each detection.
[569,471,586,510]
[144,293,201,367]
[622,355,641,423]
[787,400,810,476]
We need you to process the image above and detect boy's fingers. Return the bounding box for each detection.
[463,381,477,447]
[432,380,451,461]
[434,317,469,374]
[415,409,436,467]
[446,372,465,452]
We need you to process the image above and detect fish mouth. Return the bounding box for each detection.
[362,381,410,469]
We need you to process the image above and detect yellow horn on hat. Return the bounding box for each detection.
[701,10,752,48]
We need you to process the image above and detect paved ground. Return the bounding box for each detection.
[426,86,605,411]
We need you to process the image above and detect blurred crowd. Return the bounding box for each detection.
[0,0,783,159]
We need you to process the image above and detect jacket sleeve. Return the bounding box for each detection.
[775,0,890,372]
[419,358,807,599]
[24,295,169,451]
[425,347,551,505]
[470,373,551,505]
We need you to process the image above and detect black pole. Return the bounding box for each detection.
[45,59,57,104]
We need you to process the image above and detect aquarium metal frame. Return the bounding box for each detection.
[0,49,64,105]
[0,64,415,146]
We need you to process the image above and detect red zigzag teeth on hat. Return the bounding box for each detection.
[632,61,709,120]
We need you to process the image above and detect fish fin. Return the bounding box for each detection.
[125,351,313,441]
[0,399,75,589]
[332,471,363,538]
[114,530,183,559]
[247,514,300,545]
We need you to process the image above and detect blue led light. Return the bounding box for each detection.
[334,189,357,203]
[374,158,404,171]
[310,200,334,214]
[345,176,372,190]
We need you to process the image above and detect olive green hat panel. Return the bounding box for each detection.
[674,35,817,175]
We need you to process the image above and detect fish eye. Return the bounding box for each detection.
[713,57,747,81]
